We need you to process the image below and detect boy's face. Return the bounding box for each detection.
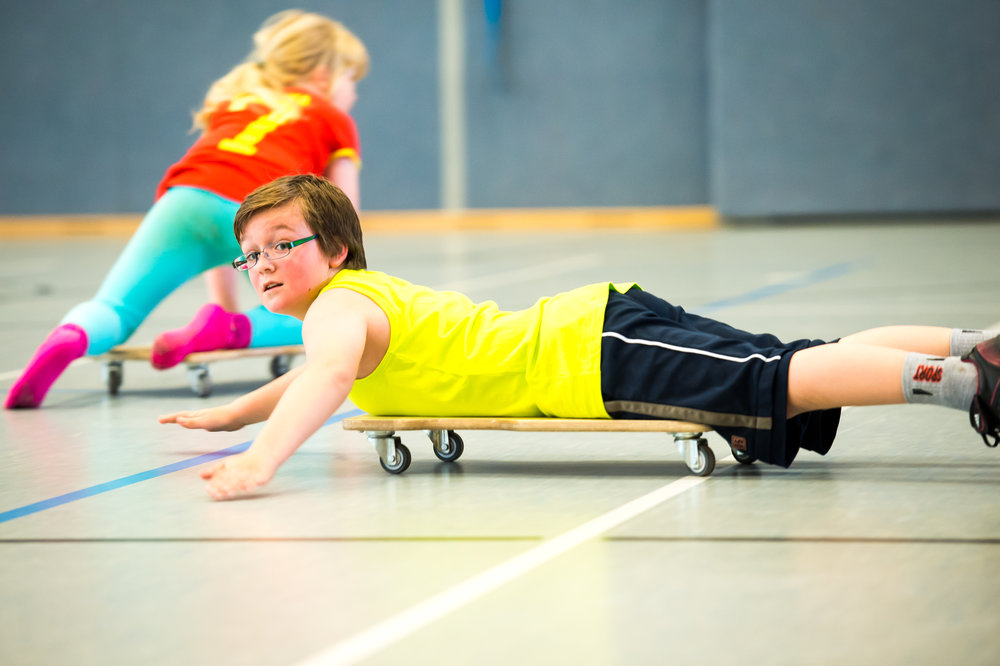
[239,203,339,319]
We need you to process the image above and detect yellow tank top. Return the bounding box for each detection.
[320,269,635,418]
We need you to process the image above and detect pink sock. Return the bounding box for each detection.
[151,304,251,369]
[5,324,88,409]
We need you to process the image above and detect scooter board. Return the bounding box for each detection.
[101,344,304,398]
[342,415,741,477]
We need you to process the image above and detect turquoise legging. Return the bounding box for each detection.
[62,186,303,355]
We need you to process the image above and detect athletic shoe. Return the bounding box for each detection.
[964,335,1000,447]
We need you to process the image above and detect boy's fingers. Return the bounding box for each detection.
[208,479,238,501]
[200,460,225,480]
[161,409,237,431]
[205,473,230,500]
[159,411,200,425]
[176,414,214,430]
[204,467,260,501]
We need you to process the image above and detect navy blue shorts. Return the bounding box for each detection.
[600,288,840,467]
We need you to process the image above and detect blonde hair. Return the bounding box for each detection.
[193,10,368,130]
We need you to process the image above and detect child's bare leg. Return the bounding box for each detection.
[205,266,240,312]
[837,325,951,355]
[839,325,997,357]
[787,343,908,417]
[789,333,999,445]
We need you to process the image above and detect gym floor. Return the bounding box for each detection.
[2,218,999,665]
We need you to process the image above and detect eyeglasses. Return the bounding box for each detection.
[232,235,318,271]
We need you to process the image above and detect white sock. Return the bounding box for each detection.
[902,353,977,410]
[950,329,997,357]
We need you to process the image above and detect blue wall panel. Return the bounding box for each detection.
[1,1,998,216]
[1,1,123,213]
[709,0,1000,217]
[463,0,708,207]
[0,0,440,214]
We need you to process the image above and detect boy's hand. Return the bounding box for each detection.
[158,405,243,431]
[200,451,275,500]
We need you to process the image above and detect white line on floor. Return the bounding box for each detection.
[294,472,713,666]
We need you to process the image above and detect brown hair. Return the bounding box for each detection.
[235,174,366,270]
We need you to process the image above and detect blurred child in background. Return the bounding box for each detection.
[7,10,368,409]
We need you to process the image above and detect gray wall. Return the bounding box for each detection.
[710,0,1000,217]
[0,1,442,213]
[1,0,997,216]
[464,0,707,208]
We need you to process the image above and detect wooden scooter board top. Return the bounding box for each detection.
[343,415,711,434]
[105,345,305,363]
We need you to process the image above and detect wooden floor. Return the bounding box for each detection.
[2,215,999,666]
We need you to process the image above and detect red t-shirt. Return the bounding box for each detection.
[156,87,360,202]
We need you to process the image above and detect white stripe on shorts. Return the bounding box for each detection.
[601,331,782,364]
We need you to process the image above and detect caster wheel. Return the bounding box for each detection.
[188,365,212,398]
[104,361,123,396]
[688,441,716,477]
[432,430,464,462]
[379,438,411,474]
[732,447,756,465]
[270,355,291,378]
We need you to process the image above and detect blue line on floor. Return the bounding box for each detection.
[697,261,857,313]
[0,408,364,525]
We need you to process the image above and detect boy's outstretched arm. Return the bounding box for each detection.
[195,291,371,500]
[159,365,306,431]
